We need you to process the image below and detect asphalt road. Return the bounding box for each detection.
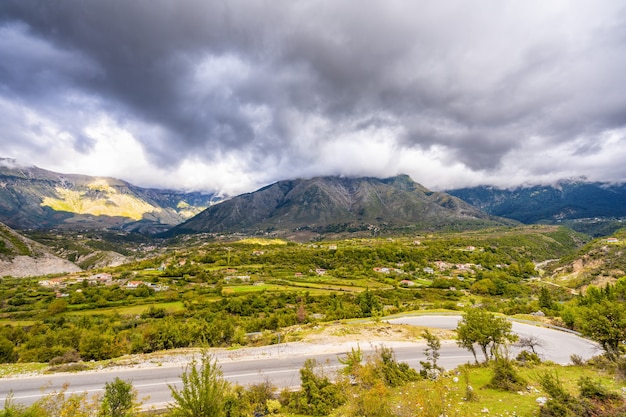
[0,315,600,409]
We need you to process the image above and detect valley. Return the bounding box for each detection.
[1,169,626,416]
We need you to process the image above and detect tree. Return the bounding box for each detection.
[456,308,517,363]
[516,335,545,355]
[47,299,68,315]
[100,377,138,417]
[420,329,442,379]
[338,346,363,378]
[538,287,553,310]
[0,336,16,363]
[79,331,116,361]
[168,353,230,417]
[578,300,626,361]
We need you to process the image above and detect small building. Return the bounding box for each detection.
[434,261,450,271]
[39,278,66,288]
[91,273,113,283]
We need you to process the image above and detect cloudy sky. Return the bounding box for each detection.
[1,1,626,196]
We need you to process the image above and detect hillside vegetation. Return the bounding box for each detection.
[2,225,626,416]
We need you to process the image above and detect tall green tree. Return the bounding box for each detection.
[538,287,553,310]
[456,308,517,363]
[578,300,626,361]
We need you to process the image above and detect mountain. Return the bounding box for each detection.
[168,175,515,238]
[447,180,626,236]
[0,158,220,233]
[0,221,81,277]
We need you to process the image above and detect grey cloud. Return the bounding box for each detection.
[1,1,626,191]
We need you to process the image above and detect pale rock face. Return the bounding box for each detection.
[0,254,81,278]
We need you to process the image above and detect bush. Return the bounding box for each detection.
[100,377,138,417]
[486,358,526,392]
[516,350,541,366]
[286,359,345,416]
[168,353,230,417]
[49,349,81,365]
[570,354,585,366]
[377,346,420,387]
[578,376,620,402]
[537,371,584,417]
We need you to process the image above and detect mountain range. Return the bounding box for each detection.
[0,158,218,234]
[168,175,515,239]
[2,157,626,240]
[447,179,626,236]
[3,158,626,277]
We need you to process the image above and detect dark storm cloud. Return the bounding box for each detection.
[1,1,626,192]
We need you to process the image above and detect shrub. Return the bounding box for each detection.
[168,353,230,417]
[486,358,526,392]
[537,371,584,417]
[516,350,541,366]
[286,359,345,416]
[377,346,420,387]
[577,376,620,402]
[100,377,138,417]
[569,354,585,366]
[49,349,81,365]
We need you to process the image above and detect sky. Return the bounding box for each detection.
[1,1,626,196]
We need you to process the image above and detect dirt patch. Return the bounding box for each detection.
[295,321,455,344]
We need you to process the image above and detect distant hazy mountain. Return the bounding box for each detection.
[447,180,626,236]
[0,221,81,277]
[0,158,219,233]
[169,175,515,238]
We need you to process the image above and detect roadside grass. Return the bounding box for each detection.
[329,362,625,417]
[0,362,48,378]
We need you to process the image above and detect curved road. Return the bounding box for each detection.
[0,316,599,409]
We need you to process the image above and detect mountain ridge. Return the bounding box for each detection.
[447,180,626,236]
[0,158,219,233]
[168,174,515,238]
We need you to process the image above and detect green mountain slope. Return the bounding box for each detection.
[447,180,626,236]
[169,175,516,238]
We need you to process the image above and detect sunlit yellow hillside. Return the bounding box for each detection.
[41,181,160,220]
[176,200,207,218]
[238,238,288,245]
